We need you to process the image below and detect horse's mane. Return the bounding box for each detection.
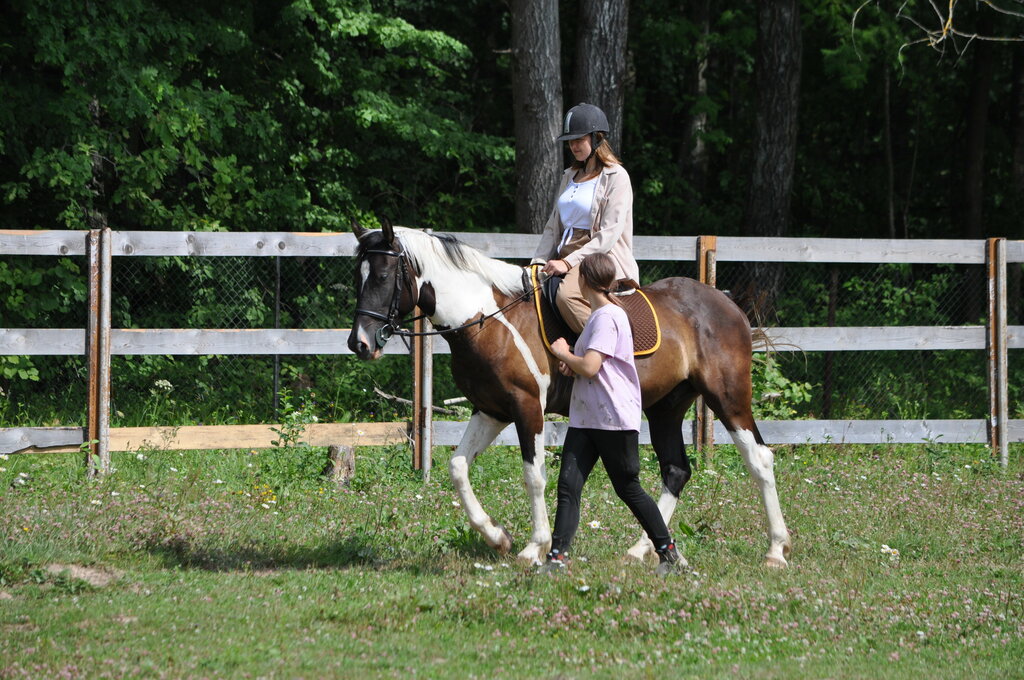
[392,227,526,297]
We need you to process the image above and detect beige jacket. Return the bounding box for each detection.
[530,163,640,281]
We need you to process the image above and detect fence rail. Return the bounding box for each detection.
[2,229,1020,470]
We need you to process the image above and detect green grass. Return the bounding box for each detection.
[1,441,1022,679]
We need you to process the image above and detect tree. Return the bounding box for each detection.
[741,0,801,317]
[571,0,630,151]
[510,0,563,235]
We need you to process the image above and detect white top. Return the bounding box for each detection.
[556,176,598,252]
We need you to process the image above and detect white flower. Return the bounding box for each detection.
[0,454,9,461]
[136,453,146,461]
[578,585,591,592]
[170,467,178,472]
[261,503,270,509]
[110,491,120,496]
[213,479,225,484]
[473,562,494,571]
[588,520,602,529]
[90,500,102,505]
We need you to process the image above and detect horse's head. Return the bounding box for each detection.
[347,218,421,360]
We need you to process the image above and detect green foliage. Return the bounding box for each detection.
[261,389,330,490]
[751,353,813,419]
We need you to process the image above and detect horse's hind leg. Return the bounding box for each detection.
[449,411,514,555]
[705,389,792,568]
[626,389,695,565]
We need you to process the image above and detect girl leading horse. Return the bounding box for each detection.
[347,221,791,568]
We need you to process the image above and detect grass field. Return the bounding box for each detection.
[1,440,1022,679]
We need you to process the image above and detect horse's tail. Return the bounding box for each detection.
[751,326,773,353]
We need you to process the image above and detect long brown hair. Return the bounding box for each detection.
[578,252,620,305]
[569,132,622,170]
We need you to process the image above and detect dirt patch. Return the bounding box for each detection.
[45,563,124,588]
[0,591,12,600]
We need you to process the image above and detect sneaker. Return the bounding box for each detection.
[654,542,683,577]
[537,549,568,575]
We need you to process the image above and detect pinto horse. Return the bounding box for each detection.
[347,221,791,568]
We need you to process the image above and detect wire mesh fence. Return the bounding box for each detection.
[2,245,1021,430]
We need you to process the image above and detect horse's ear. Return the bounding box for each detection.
[352,219,369,241]
[380,216,395,245]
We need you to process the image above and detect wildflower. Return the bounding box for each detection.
[261,503,270,509]
[578,585,591,593]
[0,454,8,460]
[154,379,173,393]
[170,467,178,472]
[136,453,146,461]
[213,479,225,484]
[110,491,120,496]
[90,500,102,505]
[588,520,602,529]
[474,562,494,571]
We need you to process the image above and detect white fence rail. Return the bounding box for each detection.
[1,230,1020,470]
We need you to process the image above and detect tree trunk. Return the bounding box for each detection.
[960,31,993,323]
[572,0,630,151]
[741,0,801,320]
[511,0,563,235]
[680,0,710,198]
[963,39,993,240]
[1011,46,1024,222]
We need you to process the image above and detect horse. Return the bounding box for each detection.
[347,220,791,568]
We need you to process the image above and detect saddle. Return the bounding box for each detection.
[528,265,661,356]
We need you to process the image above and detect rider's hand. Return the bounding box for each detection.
[541,259,570,276]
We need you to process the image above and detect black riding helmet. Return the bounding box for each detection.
[556,103,609,142]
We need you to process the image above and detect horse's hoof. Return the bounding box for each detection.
[515,546,546,566]
[764,556,788,569]
[492,527,514,555]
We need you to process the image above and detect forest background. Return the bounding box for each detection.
[1,0,1022,428]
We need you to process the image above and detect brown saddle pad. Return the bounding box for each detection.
[530,266,661,356]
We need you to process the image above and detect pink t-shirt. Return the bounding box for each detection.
[568,304,642,431]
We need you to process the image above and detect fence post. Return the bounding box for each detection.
[410,230,435,479]
[695,235,718,464]
[85,228,112,476]
[420,323,433,482]
[986,238,1009,467]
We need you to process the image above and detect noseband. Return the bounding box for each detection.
[354,244,415,350]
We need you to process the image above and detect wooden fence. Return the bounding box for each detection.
[1,229,1021,474]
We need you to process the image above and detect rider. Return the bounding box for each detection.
[531,103,639,334]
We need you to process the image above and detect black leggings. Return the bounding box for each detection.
[550,427,672,554]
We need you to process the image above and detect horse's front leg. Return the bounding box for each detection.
[449,411,513,554]
[514,422,551,566]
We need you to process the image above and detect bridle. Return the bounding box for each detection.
[354,242,419,350]
[354,238,540,351]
